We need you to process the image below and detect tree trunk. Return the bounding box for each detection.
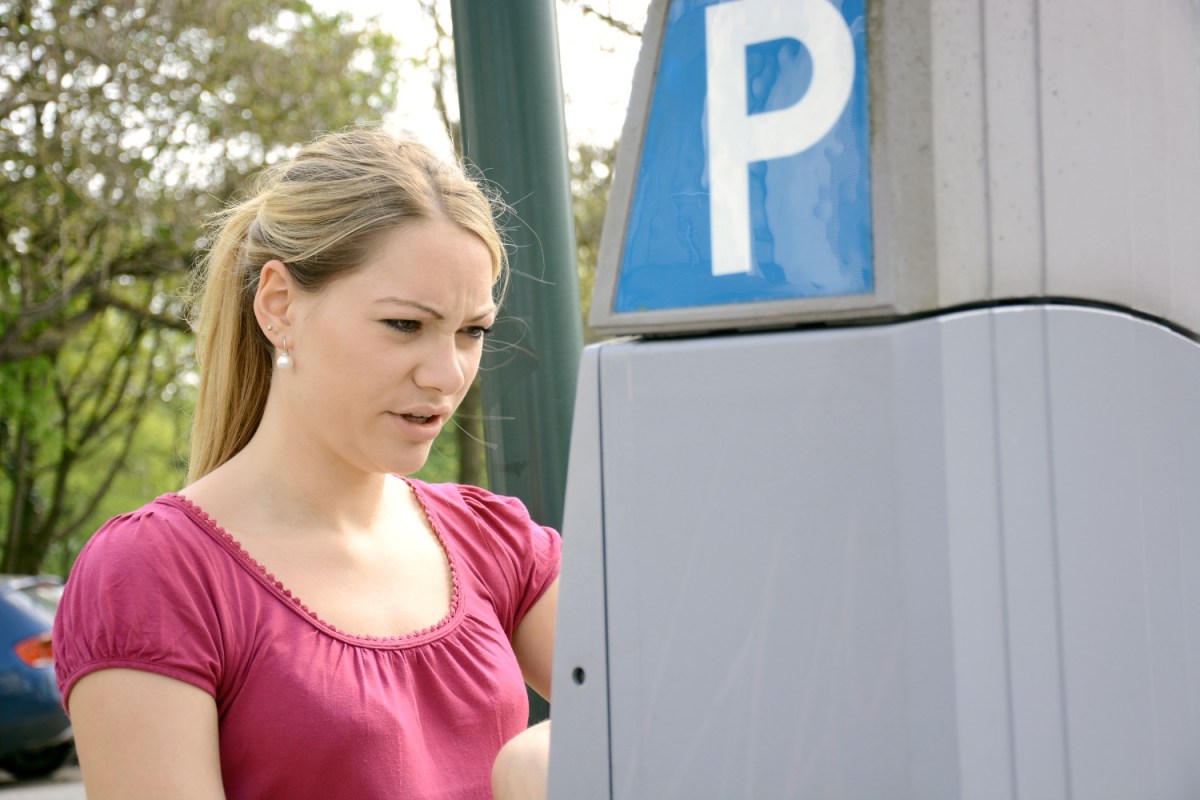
[3,374,34,574]
[4,436,28,573]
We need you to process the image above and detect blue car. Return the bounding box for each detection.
[0,575,73,780]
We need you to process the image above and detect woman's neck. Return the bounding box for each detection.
[183,417,403,540]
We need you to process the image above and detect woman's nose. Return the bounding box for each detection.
[413,336,467,394]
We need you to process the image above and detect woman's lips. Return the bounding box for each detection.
[387,411,445,441]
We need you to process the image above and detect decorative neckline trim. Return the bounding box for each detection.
[159,480,464,648]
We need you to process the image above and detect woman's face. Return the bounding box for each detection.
[282,218,496,477]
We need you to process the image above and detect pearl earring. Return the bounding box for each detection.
[276,336,292,368]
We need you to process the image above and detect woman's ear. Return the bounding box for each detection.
[253,260,295,335]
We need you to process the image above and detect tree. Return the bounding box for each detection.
[560,0,643,37]
[569,141,616,343]
[0,0,400,573]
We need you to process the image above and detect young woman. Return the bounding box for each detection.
[53,127,559,799]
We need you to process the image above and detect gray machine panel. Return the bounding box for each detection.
[548,347,612,798]
[598,318,954,799]
[549,305,1200,799]
[1046,310,1200,798]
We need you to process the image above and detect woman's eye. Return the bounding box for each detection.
[462,325,493,340]
[384,319,421,335]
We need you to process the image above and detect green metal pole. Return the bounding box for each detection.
[450,0,583,535]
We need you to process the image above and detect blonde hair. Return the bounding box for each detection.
[186,127,507,482]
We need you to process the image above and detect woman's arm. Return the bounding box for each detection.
[492,720,550,800]
[68,669,226,800]
[511,576,558,701]
[495,577,558,799]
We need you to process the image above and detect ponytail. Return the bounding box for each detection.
[186,201,273,482]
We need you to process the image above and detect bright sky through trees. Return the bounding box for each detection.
[309,1,647,156]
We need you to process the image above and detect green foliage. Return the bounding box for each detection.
[0,357,57,445]
[414,425,463,486]
[0,0,401,573]
[413,379,489,489]
[43,383,192,576]
[570,141,616,343]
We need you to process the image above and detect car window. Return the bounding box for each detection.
[10,583,63,621]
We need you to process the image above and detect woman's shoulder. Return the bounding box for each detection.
[406,480,557,559]
[56,494,234,705]
[407,479,539,529]
[407,479,561,634]
[73,494,230,576]
[61,492,244,638]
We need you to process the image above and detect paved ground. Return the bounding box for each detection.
[0,765,84,799]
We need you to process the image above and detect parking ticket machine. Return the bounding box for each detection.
[548,1,1200,798]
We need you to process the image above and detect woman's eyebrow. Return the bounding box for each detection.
[375,297,443,319]
[375,297,497,322]
[471,305,499,322]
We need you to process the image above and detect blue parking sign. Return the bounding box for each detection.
[591,0,874,333]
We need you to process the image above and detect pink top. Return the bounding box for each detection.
[53,480,561,800]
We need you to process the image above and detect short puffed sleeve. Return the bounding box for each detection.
[53,501,226,710]
[420,482,561,637]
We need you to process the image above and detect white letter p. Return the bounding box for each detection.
[705,0,855,276]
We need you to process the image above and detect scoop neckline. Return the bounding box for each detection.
[159,479,465,649]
